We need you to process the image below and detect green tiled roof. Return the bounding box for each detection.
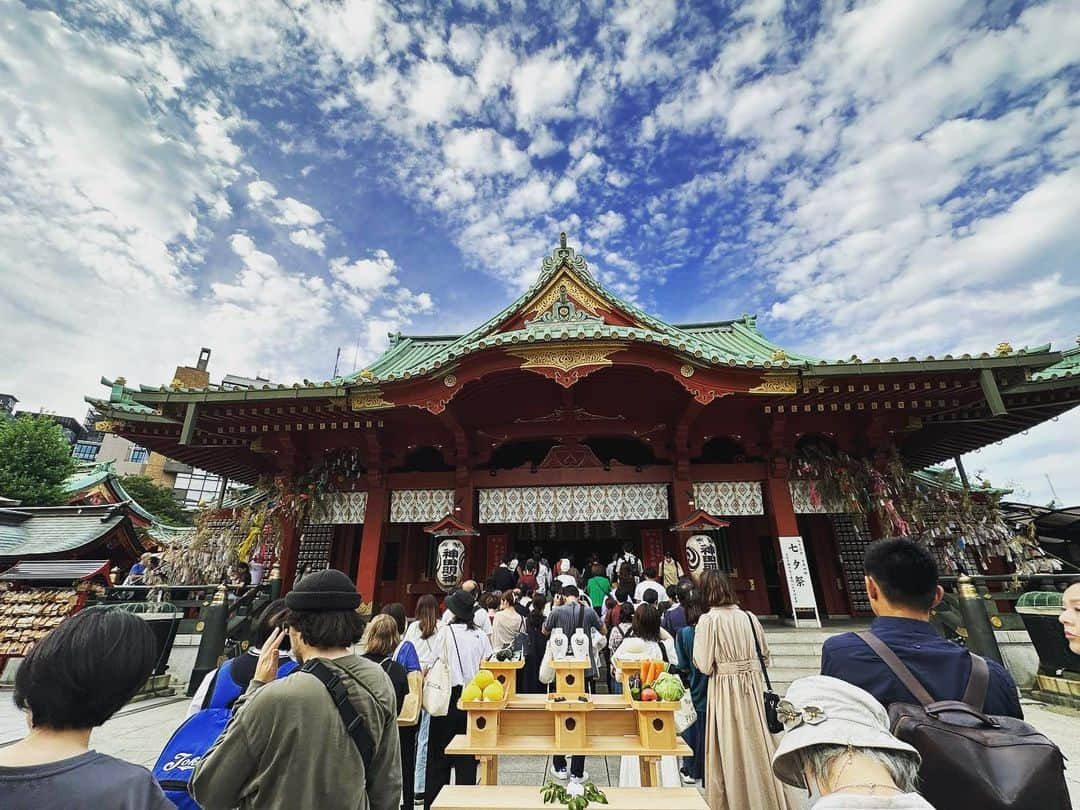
[1031,345,1080,382]
[346,238,813,383]
[0,504,131,558]
[912,467,1010,495]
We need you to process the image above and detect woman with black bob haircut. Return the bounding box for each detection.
[0,607,172,808]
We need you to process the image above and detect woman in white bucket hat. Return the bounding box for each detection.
[772,675,932,809]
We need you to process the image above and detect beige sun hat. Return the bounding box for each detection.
[771,675,921,789]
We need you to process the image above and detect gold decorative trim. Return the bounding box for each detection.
[772,349,787,362]
[506,342,623,373]
[443,374,457,388]
[994,342,1013,356]
[748,374,799,395]
[679,364,695,378]
[94,419,129,433]
[526,270,606,318]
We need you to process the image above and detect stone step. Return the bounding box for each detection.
[766,654,821,671]
[766,666,822,683]
[761,642,824,656]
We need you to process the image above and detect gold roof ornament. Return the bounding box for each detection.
[772,349,787,362]
[358,369,376,381]
[115,376,127,386]
[995,342,1013,356]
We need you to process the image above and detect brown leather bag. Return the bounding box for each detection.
[857,631,1070,810]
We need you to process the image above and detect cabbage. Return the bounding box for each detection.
[652,673,684,701]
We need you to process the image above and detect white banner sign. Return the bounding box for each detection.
[779,536,821,628]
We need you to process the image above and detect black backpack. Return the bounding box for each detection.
[857,631,1070,810]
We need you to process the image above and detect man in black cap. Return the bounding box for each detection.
[193,569,401,810]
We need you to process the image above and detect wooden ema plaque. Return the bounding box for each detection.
[480,658,524,701]
[552,658,590,696]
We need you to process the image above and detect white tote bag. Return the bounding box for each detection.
[674,689,697,733]
[422,630,452,717]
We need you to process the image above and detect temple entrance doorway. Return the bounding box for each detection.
[478,520,666,587]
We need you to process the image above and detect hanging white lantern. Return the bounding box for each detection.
[435,537,466,592]
[686,534,719,577]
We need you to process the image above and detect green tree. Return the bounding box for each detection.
[119,475,192,525]
[0,415,77,505]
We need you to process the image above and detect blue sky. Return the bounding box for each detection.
[2,0,1078,503]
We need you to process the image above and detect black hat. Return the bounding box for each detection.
[446,589,476,622]
[285,568,361,611]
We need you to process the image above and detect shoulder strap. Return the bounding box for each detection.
[856,631,936,706]
[301,660,375,775]
[743,610,774,692]
[576,604,586,629]
[962,653,989,711]
[448,625,465,674]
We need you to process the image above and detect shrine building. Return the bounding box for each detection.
[87,235,1080,619]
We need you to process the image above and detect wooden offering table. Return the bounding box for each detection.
[432,786,707,810]
[448,654,691,788]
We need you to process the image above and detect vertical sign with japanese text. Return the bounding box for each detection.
[779,536,821,628]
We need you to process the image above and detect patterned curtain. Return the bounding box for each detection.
[390,489,455,523]
[478,484,669,523]
[692,481,764,516]
[307,492,368,524]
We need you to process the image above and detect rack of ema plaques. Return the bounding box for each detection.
[446,654,690,787]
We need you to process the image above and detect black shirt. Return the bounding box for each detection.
[364,651,407,712]
[491,566,517,591]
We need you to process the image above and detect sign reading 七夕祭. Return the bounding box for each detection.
[778,536,821,628]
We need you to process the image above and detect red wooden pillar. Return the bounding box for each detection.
[278,511,300,595]
[355,485,388,614]
[763,465,798,617]
[455,462,477,581]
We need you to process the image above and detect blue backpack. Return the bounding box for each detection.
[152,707,231,810]
[154,657,297,809]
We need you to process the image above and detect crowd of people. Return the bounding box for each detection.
[2,539,1077,810]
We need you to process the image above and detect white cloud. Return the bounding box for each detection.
[528,127,563,158]
[405,61,479,126]
[442,128,530,176]
[290,228,326,254]
[587,210,626,241]
[510,50,582,128]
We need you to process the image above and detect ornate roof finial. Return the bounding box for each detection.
[995,342,1013,356]
[542,232,591,278]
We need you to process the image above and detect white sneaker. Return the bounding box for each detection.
[680,769,697,785]
[551,764,568,780]
[569,771,589,784]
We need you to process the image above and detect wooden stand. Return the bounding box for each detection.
[480,658,524,701]
[460,696,509,748]
[552,658,590,696]
[448,654,691,792]
[630,699,680,750]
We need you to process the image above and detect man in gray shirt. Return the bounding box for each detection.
[543,585,604,783]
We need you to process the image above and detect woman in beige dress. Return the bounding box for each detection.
[693,570,792,810]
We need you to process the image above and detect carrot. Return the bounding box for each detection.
[645,660,656,685]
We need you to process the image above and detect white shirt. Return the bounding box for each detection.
[634,580,667,603]
[441,604,492,635]
[403,620,447,670]
[443,623,492,687]
[556,573,578,588]
[536,562,552,594]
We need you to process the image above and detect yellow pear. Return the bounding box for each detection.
[474,669,496,689]
[462,683,483,703]
[482,681,504,702]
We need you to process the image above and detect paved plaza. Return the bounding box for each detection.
[1,690,1076,805]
